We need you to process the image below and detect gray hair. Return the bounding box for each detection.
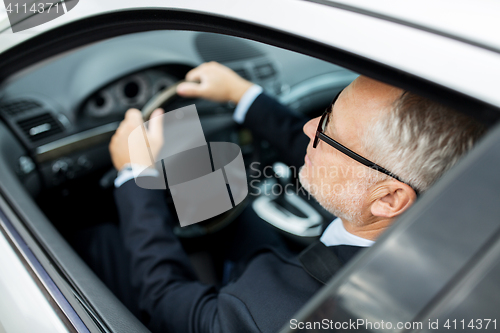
[363,92,486,193]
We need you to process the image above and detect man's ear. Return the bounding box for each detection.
[370,180,417,218]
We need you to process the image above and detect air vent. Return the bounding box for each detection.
[195,33,265,63]
[17,113,63,142]
[233,68,251,81]
[254,63,276,80]
[0,100,42,116]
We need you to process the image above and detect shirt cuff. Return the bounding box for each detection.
[114,164,160,188]
[233,84,263,124]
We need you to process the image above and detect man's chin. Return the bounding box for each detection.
[298,165,308,187]
[298,166,357,223]
[298,166,315,198]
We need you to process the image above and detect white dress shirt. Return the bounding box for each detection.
[233,84,263,124]
[320,217,374,247]
[114,164,159,187]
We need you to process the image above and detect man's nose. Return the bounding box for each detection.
[303,117,320,140]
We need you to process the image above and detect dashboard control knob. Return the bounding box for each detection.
[18,156,35,175]
[77,155,92,169]
[52,159,69,176]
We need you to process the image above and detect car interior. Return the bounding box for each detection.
[1,13,499,332]
[0,29,358,314]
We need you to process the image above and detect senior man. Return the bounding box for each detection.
[107,62,484,333]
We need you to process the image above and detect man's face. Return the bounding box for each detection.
[299,76,402,224]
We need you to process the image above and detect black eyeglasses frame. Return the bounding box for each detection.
[313,90,419,195]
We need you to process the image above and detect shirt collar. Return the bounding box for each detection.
[320,217,375,247]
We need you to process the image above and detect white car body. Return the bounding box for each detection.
[1,0,500,106]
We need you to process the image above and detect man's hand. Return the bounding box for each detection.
[176,61,253,104]
[109,108,164,171]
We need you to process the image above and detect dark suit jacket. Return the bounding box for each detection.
[242,92,311,170]
[115,93,363,333]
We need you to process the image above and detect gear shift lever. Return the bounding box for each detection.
[271,162,306,218]
[273,162,291,186]
[252,161,323,239]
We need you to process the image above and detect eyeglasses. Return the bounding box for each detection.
[313,90,419,195]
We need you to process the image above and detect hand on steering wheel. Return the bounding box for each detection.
[176,61,253,104]
[109,108,164,171]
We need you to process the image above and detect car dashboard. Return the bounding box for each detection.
[0,30,357,198]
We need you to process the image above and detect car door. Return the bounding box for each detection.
[0,2,499,333]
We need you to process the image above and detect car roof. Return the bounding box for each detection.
[3,0,499,52]
[322,0,500,52]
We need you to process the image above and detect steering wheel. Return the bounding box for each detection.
[141,80,186,121]
[139,80,249,238]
